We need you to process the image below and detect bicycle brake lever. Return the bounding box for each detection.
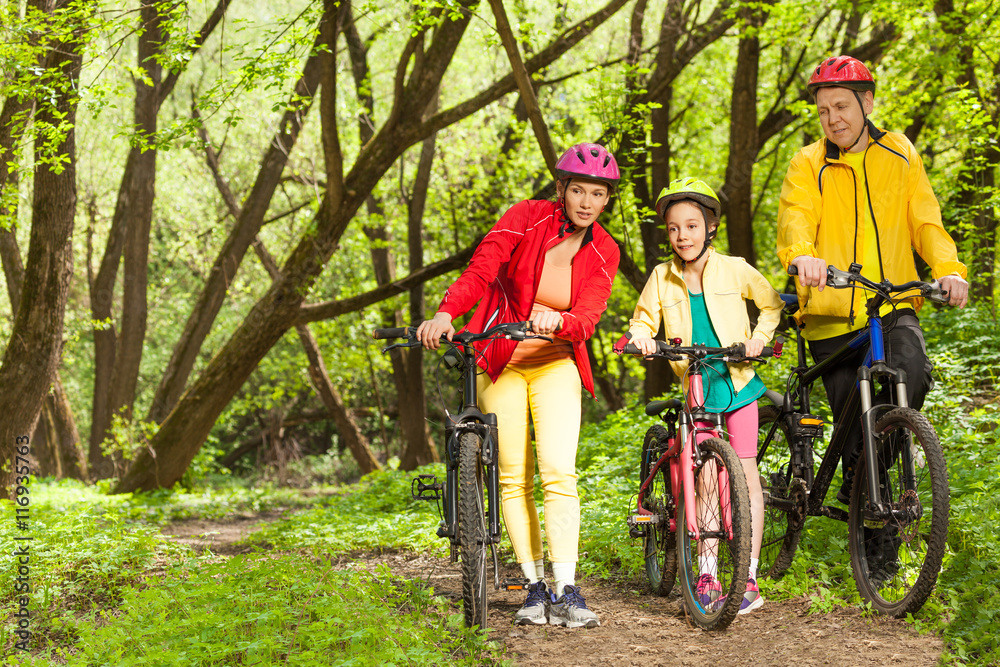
[380,341,420,353]
[923,280,949,304]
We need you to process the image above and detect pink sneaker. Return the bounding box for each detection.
[738,577,764,614]
[695,573,722,607]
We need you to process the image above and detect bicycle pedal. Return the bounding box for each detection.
[628,525,647,538]
[411,474,443,501]
[501,577,531,591]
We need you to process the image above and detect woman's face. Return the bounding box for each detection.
[665,201,712,262]
[558,178,609,228]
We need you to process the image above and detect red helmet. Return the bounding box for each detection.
[555,143,620,189]
[807,56,876,95]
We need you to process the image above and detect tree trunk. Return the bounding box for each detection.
[186,27,383,478]
[90,0,232,476]
[48,376,88,480]
[114,0,630,493]
[31,408,59,478]
[104,0,163,456]
[147,50,323,425]
[722,9,761,267]
[0,6,83,497]
[398,94,441,470]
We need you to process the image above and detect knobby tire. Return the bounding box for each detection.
[458,432,489,629]
[640,425,677,596]
[848,407,949,617]
[677,437,751,631]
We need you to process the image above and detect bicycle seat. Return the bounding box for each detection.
[645,398,683,417]
[780,293,799,315]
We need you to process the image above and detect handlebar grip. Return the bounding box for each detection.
[787,264,799,276]
[372,327,410,340]
[622,343,641,355]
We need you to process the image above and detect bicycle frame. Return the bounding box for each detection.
[761,265,939,519]
[635,359,733,542]
[438,342,502,547]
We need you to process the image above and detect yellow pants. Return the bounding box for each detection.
[477,358,581,564]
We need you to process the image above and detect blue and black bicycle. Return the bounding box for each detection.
[757,262,950,616]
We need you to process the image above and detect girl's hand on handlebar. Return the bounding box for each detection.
[529,311,564,336]
[630,336,659,356]
[743,338,765,357]
[790,255,828,291]
[416,312,454,350]
[938,274,969,309]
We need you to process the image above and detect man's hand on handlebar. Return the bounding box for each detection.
[416,312,455,350]
[790,255,828,291]
[938,274,969,309]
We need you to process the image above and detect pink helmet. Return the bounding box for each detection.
[555,143,620,189]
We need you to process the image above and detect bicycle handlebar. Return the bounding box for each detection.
[613,334,783,362]
[372,321,553,346]
[788,263,949,304]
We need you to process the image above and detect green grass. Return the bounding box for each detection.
[2,305,997,665]
[0,480,506,665]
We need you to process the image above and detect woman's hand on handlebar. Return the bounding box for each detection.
[938,274,969,309]
[790,255,828,291]
[416,312,455,350]
[630,336,659,356]
[530,311,564,336]
[743,338,765,357]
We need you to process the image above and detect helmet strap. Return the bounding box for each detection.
[842,90,870,153]
[557,196,577,238]
[679,214,715,267]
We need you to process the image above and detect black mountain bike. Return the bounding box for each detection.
[373,321,548,629]
[758,263,950,616]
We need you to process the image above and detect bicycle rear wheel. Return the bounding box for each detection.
[458,431,489,629]
[640,425,677,596]
[757,405,802,579]
[848,407,949,617]
[676,437,751,630]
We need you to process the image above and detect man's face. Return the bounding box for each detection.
[816,86,874,152]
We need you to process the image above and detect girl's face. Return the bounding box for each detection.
[558,178,609,228]
[666,201,712,262]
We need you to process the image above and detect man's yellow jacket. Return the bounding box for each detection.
[777,123,965,324]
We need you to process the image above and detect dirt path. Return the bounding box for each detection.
[160,519,943,666]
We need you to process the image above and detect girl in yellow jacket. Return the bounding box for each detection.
[628,177,784,615]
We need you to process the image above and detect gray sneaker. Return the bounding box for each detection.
[514,580,550,625]
[548,585,600,628]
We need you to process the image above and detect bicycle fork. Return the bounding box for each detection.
[439,416,502,546]
[677,413,734,541]
[858,361,911,514]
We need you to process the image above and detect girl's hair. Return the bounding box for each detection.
[662,198,719,231]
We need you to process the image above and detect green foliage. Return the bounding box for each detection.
[245,467,445,554]
[49,557,504,666]
[0,479,506,664]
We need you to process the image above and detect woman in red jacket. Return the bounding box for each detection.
[417,143,621,628]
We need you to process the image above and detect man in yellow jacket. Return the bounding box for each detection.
[777,55,968,504]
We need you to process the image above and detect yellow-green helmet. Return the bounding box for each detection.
[654,177,722,221]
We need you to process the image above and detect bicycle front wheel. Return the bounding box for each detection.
[640,425,677,596]
[458,431,489,629]
[757,405,802,579]
[848,407,949,617]
[676,437,751,631]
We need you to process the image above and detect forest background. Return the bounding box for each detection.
[0,0,998,664]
